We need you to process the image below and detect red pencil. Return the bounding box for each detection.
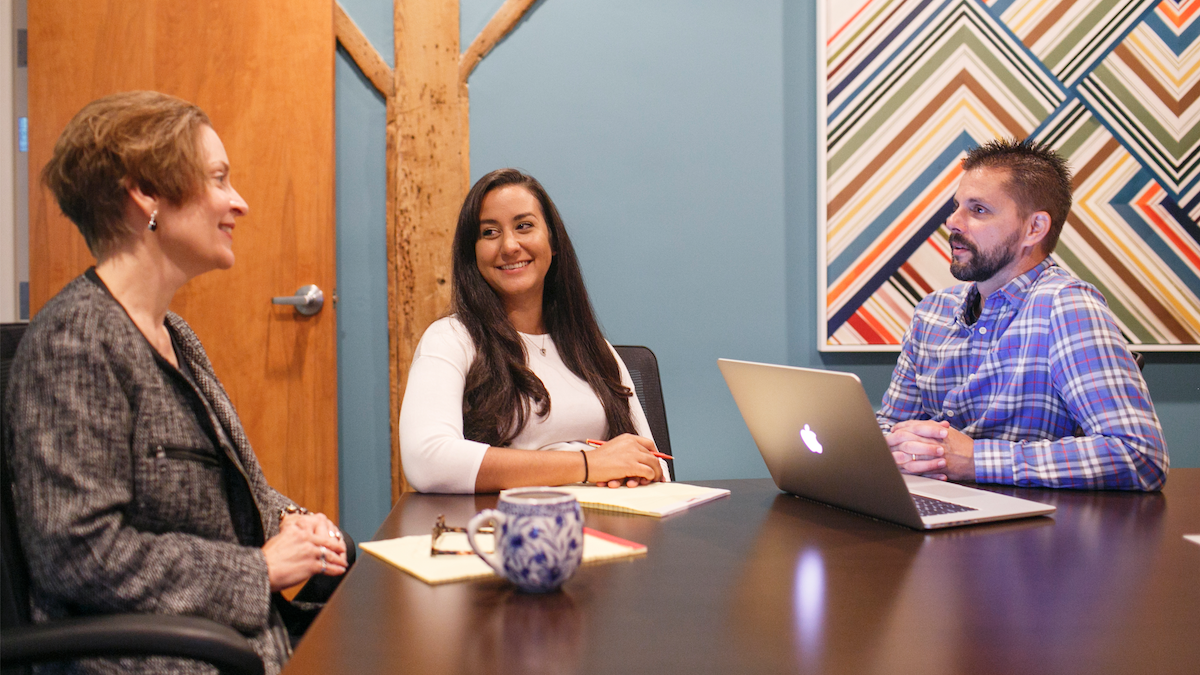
[585,438,674,461]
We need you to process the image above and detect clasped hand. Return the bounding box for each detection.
[586,433,665,488]
[262,511,348,592]
[885,419,975,482]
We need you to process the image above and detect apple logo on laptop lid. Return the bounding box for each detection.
[800,424,823,454]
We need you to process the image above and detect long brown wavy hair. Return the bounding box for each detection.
[451,168,636,447]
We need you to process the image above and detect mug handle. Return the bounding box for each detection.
[467,509,506,575]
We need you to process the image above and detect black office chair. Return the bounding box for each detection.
[613,345,675,481]
[1,322,264,675]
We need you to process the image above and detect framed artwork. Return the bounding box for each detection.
[818,0,1200,351]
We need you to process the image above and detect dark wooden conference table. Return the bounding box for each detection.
[285,470,1200,675]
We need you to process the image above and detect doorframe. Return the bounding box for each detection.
[0,0,24,323]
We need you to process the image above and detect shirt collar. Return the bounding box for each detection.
[993,257,1055,307]
[954,257,1055,325]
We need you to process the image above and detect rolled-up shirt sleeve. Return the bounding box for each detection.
[399,318,490,493]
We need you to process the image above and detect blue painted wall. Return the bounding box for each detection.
[465,0,787,483]
[334,1,393,545]
[334,0,1200,543]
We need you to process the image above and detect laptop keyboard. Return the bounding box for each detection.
[912,494,978,517]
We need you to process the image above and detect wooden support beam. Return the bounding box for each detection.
[388,0,464,499]
[459,0,539,84]
[334,0,543,500]
[334,1,394,97]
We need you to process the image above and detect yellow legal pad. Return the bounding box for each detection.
[553,482,731,517]
[360,527,647,585]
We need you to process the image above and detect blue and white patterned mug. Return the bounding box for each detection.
[466,487,584,593]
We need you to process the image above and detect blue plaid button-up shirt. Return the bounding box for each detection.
[877,258,1168,490]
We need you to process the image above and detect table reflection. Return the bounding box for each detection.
[283,477,1198,675]
[793,547,825,658]
[464,589,584,675]
[731,493,925,674]
[877,488,1165,675]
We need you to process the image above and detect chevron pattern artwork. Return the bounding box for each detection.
[820,0,1200,350]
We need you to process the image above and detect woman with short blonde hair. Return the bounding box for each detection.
[5,91,347,675]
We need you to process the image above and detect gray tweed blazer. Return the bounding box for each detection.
[3,271,294,674]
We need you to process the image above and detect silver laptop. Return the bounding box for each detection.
[718,358,1055,530]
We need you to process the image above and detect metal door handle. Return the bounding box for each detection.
[272,285,324,316]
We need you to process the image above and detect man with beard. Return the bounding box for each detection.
[876,138,1168,490]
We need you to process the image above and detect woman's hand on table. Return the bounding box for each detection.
[586,434,664,488]
[263,511,348,592]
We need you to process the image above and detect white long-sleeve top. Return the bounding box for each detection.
[399,316,662,493]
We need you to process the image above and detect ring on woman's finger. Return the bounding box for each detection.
[330,529,340,539]
[910,453,918,462]
[320,559,327,573]
[319,545,327,562]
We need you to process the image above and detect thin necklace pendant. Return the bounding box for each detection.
[526,333,547,356]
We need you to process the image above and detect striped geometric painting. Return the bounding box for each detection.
[819,0,1200,350]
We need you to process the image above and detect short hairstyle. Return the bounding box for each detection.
[962,137,1073,253]
[41,91,211,257]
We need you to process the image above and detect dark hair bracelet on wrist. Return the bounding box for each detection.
[580,449,589,483]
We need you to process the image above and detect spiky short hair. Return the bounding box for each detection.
[962,138,1073,254]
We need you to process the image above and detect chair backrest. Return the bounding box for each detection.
[613,346,674,481]
[2,322,31,634]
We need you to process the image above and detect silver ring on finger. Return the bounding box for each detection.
[319,545,327,562]
[320,558,327,573]
[910,453,917,462]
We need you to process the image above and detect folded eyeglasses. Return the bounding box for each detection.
[430,514,494,556]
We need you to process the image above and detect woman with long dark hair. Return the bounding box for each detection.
[399,168,666,493]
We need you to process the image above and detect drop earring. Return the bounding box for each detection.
[147,210,158,232]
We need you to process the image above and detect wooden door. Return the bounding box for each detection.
[27,1,339,521]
